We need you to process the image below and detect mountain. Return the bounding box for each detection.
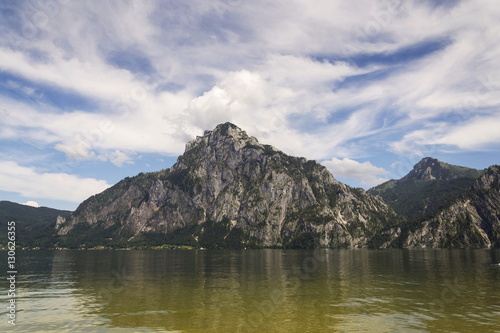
[0,201,72,248]
[56,122,403,249]
[403,165,500,248]
[368,157,485,221]
[401,157,485,181]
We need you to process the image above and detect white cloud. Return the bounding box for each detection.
[390,161,401,169]
[183,70,290,136]
[0,91,191,160]
[390,113,500,154]
[106,151,134,167]
[0,161,111,203]
[0,0,499,183]
[322,157,389,187]
[436,115,500,150]
[21,201,40,208]
[389,124,446,155]
[180,57,379,160]
[0,48,143,102]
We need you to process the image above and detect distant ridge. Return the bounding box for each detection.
[403,165,500,248]
[401,157,484,181]
[368,157,485,220]
[368,158,500,248]
[0,201,71,248]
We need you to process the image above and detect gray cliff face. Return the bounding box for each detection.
[57,123,402,248]
[404,166,500,248]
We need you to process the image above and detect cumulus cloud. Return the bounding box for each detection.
[181,57,376,159]
[0,161,111,203]
[322,158,389,187]
[183,70,289,137]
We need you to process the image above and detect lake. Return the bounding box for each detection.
[1,249,499,332]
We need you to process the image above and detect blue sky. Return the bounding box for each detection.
[1,0,499,210]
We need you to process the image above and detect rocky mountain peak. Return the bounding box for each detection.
[369,157,486,222]
[56,122,403,249]
[185,122,260,153]
[403,157,483,181]
[404,157,445,181]
[212,122,247,137]
[418,157,439,166]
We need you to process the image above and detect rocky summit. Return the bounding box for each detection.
[369,157,485,221]
[404,165,500,248]
[401,157,484,181]
[56,122,403,249]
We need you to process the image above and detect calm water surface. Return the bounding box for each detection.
[1,249,499,332]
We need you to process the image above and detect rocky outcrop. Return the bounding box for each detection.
[56,123,403,249]
[404,166,500,248]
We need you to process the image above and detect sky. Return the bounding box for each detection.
[1,0,499,210]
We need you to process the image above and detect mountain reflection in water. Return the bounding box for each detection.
[1,249,499,332]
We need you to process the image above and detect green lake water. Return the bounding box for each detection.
[1,249,499,332]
